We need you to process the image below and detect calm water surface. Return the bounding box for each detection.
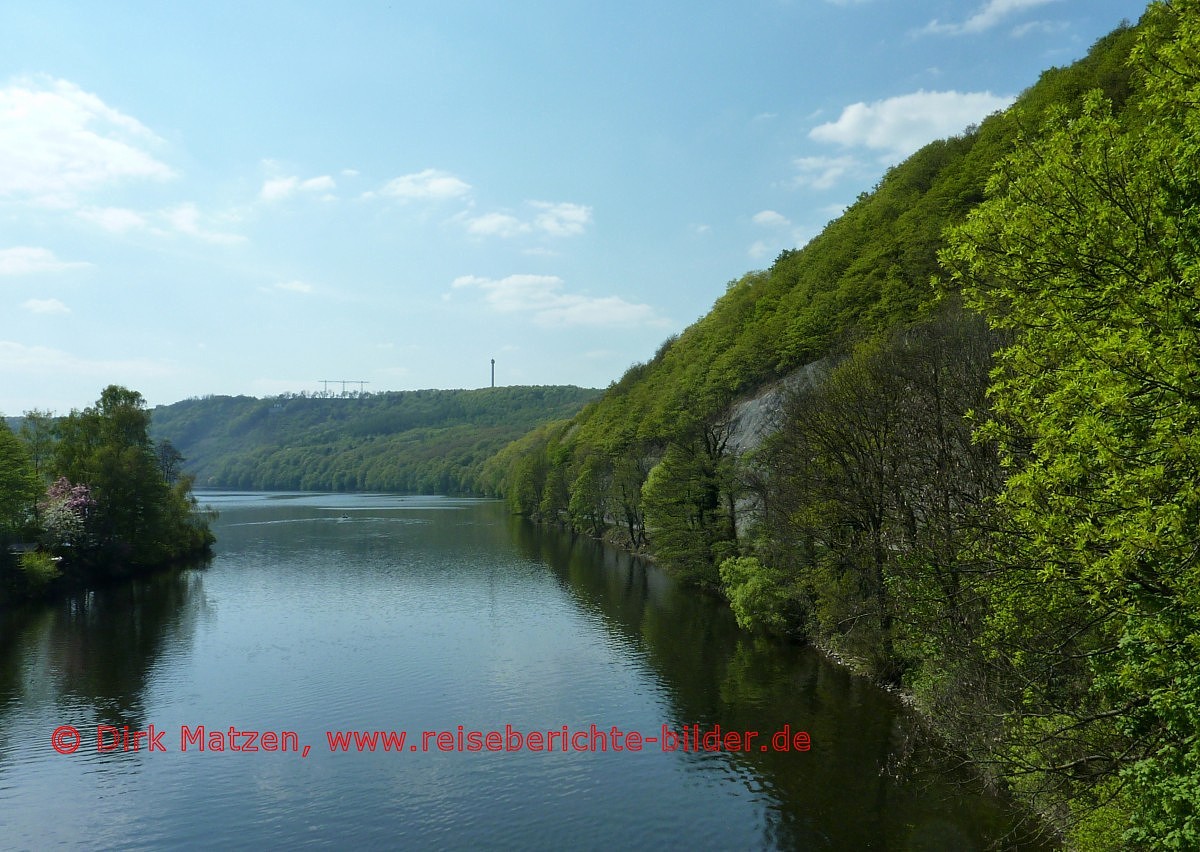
[0,493,1048,850]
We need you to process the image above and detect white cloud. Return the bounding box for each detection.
[791,155,862,191]
[752,210,791,228]
[919,0,1060,36]
[261,176,299,202]
[0,246,91,276]
[451,274,664,328]
[810,90,1013,158]
[374,168,471,201]
[274,280,315,294]
[530,201,591,237]
[0,76,174,208]
[1012,19,1068,37]
[162,203,246,244]
[302,175,335,192]
[466,212,529,238]
[260,174,336,202]
[77,206,148,232]
[464,201,592,239]
[22,298,70,314]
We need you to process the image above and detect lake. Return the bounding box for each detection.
[0,492,1048,850]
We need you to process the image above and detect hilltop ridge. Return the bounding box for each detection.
[150,385,599,494]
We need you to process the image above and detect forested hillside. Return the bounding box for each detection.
[149,386,599,494]
[481,16,1137,558]
[484,4,1200,847]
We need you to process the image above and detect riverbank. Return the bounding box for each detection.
[573,514,1061,845]
[0,535,213,611]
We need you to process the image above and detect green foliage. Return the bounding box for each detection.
[755,307,1000,680]
[0,421,38,536]
[18,550,60,595]
[54,385,213,567]
[641,445,717,585]
[149,386,599,494]
[640,425,739,588]
[17,409,56,481]
[940,2,1200,844]
[568,454,609,537]
[718,556,800,635]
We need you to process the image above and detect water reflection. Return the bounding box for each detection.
[512,521,1050,851]
[0,567,210,765]
[0,494,1049,850]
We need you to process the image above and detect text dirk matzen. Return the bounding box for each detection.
[52,723,813,757]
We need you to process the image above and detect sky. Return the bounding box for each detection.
[1,0,1149,414]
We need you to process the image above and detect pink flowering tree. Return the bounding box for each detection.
[38,477,96,550]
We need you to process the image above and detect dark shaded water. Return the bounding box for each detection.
[0,493,1047,850]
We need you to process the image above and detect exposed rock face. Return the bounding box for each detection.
[726,357,834,456]
[725,357,836,537]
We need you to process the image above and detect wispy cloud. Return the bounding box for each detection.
[273,280,315,294]
[918,0,1060,37]
[790,155,862,190]
[77,206,148,232]
[748,240,773,261]
[749,211,799,260]
[0,76,174,208]
[451,274,664,327]
[162,203,246,244]
[370,168,471,201]
[530,201,591,237]
[22,298,70,314]
[260,174,337,202]
[752,210,791,228]
[1011,19,1068,38]
[810,90,1012,159]
[465,212,528,238]
[0,246,91,276]
[464,201,592,239]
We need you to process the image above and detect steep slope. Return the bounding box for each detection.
[480,13,1194,845]
[482,19,1140,557]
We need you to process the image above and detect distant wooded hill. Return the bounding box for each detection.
[149,386,600,494]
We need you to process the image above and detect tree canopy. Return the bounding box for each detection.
[2,385,213,605]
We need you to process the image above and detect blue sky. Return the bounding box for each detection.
[1,0,1147,414]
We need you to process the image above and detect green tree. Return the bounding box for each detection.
[941,3,1200,843]
[55,386,210,566]
[568,454,609,537]
[18,409,57,483]
[0,421,39,538]
[641,420,738,588]
[719,556,802,635]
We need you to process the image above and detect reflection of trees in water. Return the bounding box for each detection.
[0,563,211,734]
[510,517,1049,849]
